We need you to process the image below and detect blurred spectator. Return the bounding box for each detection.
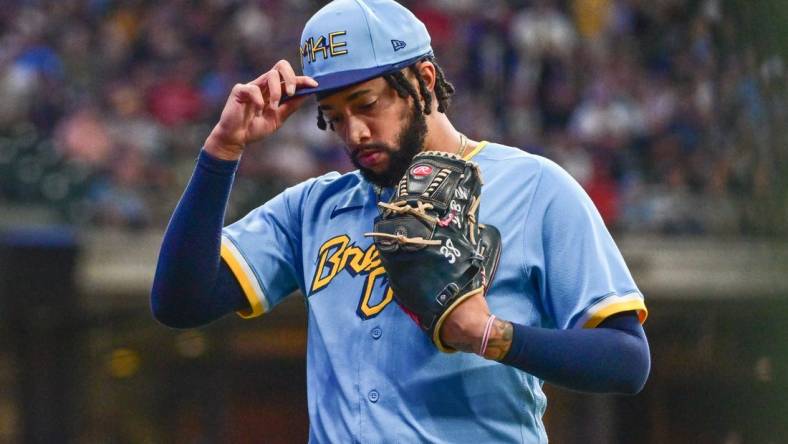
[0,0,783,236]
[146,58,204,127]
[90,146,152,229]
[54,105,112,167]
[511,0,577,60]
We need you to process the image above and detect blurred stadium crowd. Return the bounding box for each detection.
[0,0,784,235]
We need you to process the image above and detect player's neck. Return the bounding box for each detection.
[422,114,476,157]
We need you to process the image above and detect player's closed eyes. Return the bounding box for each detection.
[325,100,379,129]
[358,99,378,110]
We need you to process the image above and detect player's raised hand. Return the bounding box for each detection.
[205,60,318,160]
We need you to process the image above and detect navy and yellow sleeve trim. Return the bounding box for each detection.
[573,292,648,329]
[220,235,269,319]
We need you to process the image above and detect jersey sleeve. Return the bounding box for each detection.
[220,179,314,319]
[523,158,647,329]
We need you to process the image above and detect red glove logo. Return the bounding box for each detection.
[410,164,433,177]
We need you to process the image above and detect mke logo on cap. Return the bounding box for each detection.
[300,31,349,65]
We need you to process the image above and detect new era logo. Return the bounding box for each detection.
[391,39,406,51]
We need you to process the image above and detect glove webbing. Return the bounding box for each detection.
[378,200,438,224]
[365,196,481,247]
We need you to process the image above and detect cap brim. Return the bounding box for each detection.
[282,52,432,102]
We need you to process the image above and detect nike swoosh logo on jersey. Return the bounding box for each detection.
[330,205,363,219]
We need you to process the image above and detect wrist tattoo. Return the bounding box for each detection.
[451,341,476,354]
[483,319,513,361]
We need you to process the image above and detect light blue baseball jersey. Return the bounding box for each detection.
[220,142,647,443]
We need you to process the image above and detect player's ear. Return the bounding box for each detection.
[417,60,437,92]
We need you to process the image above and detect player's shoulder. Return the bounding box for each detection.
[286,169,368,210]
[473,141,572,186]
[280,167,357,192]
[300,169,365,194]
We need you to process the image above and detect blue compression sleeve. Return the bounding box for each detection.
[501,312,650,394]
[150,149,248,328]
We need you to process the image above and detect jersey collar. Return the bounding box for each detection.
[463,140,489,160]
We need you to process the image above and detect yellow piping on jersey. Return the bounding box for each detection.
[220,237,266,319]
[580,294,648,328]
[463,141,489,161]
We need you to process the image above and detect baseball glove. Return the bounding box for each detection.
[365,151,501,352]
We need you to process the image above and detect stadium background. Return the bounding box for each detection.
[0,0,786,442]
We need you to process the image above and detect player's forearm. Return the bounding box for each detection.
[495,314,651,394]
[151,149,246,327]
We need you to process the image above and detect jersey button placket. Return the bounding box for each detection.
[367,389,379,403]
[370,326,382,340]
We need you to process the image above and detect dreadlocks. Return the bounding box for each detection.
[317,56,455,130]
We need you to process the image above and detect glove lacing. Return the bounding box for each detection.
[365,195,481,248]
[365,200,442,246]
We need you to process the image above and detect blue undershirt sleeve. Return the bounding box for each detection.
[150,149,248,328]
[500,312,651,394]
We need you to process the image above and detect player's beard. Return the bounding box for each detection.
[350,103,427,188]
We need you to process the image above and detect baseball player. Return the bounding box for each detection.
[151,1,650,442]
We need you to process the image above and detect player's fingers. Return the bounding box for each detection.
[230,83,266,116]
[274,60,298,97]
[250,70,271,87]
[295,75,319,89]
[277,94,310,121]
[266,70,283,110]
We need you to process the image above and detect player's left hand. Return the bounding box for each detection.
[439,293,491,354]
[442,295,514,360]
[366,152,502,354]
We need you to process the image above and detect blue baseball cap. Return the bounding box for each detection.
[292,0,433,99]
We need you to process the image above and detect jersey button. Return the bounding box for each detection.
[370,327,382,340]
[368,390,379,403]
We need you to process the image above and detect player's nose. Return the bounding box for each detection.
[345,115,371,146]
